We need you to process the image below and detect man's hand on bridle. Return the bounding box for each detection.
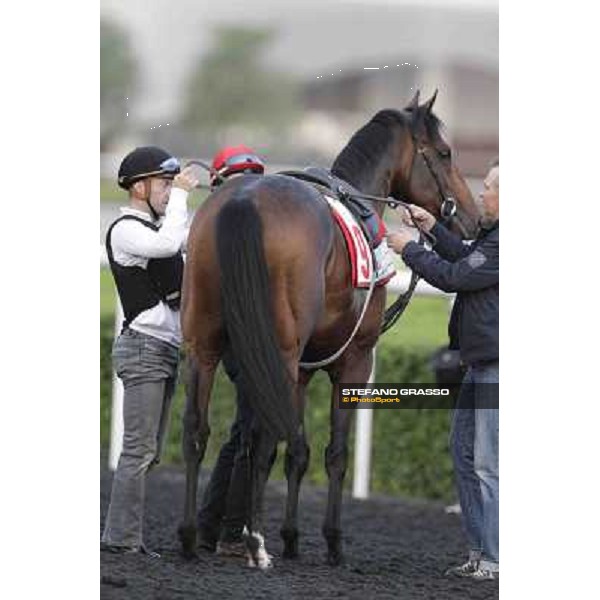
[400,204,436,232]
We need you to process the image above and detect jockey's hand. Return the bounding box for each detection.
[387,229,416,254]
[401,204,436,231]
[173,166,201,192]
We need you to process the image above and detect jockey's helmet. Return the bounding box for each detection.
[118,146,181,190]
[210,145,265,186]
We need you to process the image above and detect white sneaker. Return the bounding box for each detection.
[445,560,498,581]
[468,567,498,581]
[444,560,479,577]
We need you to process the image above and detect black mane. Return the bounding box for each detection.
[331,109,405,189]
[331,108,445,190]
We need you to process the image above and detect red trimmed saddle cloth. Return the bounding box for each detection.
[325,195,396,288]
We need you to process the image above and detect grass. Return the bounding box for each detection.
[383,292,449,349]
[101,268,117,319]
[100,268,449,351]
[101,178,127,203]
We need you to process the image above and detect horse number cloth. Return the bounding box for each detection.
[325,195,396,288]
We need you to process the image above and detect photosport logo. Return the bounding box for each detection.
[337,384,499,409]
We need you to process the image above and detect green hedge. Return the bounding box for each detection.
[100,322,456,502]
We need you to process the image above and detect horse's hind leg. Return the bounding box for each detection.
[247,340,302,568]
[281,369,313,559]
[323,350,373,566]
[178,351,218,558]
[244,425,278,569]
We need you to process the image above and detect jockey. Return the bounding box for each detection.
[210,144,265,188]
[195,144,268,556]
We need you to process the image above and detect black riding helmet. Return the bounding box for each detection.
[117,146,181,190]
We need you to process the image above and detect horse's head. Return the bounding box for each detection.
[389,90,480,239]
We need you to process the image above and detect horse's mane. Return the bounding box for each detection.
[331,110,404,188]
[331,108,445,189]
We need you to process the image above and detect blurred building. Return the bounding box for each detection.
[101,0,498,176]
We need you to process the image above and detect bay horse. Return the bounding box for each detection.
[179,90,479,567]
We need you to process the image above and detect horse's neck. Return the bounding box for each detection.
[334,149,394,218]
[361,166,391,219]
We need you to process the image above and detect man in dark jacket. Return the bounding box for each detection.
[387,161,499,581]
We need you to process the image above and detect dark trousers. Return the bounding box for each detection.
[197,349,254,542]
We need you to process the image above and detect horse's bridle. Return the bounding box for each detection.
[412,139,471,239]
[334,139,473,335]
[334,136,473,244]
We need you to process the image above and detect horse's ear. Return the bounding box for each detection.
[406,89,420,111]
[423,89,438,114]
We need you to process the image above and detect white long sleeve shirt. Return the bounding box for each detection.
[109,187,189,347]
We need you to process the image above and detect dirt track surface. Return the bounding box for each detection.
[101,465,498,599]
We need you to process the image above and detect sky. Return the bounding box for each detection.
[102,0,497,123]
[330,0,497,8]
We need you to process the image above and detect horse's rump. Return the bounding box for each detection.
[183,175,337,439]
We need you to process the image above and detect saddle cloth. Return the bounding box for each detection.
[277,166,397,288]
[324,195,396,288]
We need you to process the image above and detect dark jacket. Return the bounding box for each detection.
[402,222,499,365]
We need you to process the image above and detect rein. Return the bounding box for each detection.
[188,153,459,342]
[330,186,432,336]
[185,159,214,174]
[335,186,437,246]
[349,138,473,335]
[291,179,429,343]
[414,145,471,239]
[184,159,218,189]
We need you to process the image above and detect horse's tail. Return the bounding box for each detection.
[216,189,296,442]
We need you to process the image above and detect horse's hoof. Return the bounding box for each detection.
[326,551,345,567]
[280,528,299,559]
[323,527,344,566]
[177,524,197,560]
[244,529,274,570]
[247,552,274,570]
[282,546,299,560]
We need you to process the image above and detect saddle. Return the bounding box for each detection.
[278,167,395,287]
[277,167,386,249]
